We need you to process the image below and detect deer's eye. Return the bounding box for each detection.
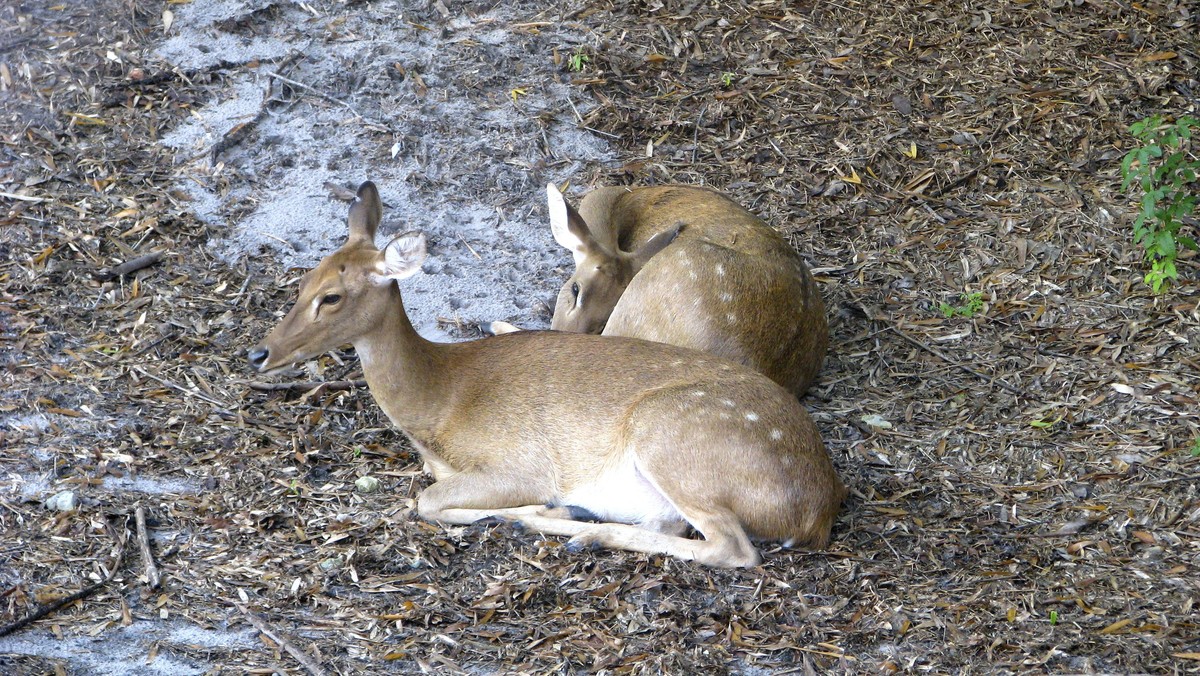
[321,293,342,306]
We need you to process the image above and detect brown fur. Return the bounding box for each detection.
[250,182,845,568]
[551,185,828,397]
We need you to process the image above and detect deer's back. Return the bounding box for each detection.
[588,186,828,395]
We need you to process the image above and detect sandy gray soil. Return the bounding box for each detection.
[158,0,613,338]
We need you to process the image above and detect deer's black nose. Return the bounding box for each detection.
[248,346,269,370]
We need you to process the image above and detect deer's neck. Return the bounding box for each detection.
[352,284,450,437]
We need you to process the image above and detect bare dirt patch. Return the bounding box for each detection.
[2,0,1198,674]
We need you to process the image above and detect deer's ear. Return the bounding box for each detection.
[547,183,596,266]
[347,181,382,248]
[374,231,426,283]
[628,222,683,273]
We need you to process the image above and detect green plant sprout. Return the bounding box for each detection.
[1120,115,1198,293]
[1189,437,1200,458]
[568,50,589,72]
[939,292,985,318]
[721,71,735,87]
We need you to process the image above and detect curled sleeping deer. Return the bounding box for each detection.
[249,182,845,568]
[494,184,828,397]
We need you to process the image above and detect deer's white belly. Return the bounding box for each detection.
[562,457,683,527]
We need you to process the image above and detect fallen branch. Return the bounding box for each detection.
[0,518,129,637]
[242,379,367,393]
[237,604,329,676]
[210,51,305,165]
[134,506,161,590]
[92,250,165,281]
[886,325,1035,400]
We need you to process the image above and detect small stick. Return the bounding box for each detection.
[237,604,329,676]
[134,506,161,590]
[457,233,481,260]
[0,190,46,202]
[733,114,878,147]
[211,51,306,165]
[886,325,1034,400]
[93,250,165,281]
[266,71,389,131]
[242,379,367,392]
[132,366,237,412]
[0,519,129,637]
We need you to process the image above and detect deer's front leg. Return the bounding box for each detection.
[416,471,590,537]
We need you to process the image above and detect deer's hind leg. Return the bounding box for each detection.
[564,507,759,568]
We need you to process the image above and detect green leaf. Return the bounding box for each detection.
[1162,259,1178,279]
[1156,230,1177,257]
[1120,153,1138,188]
[1146,267,1167,293]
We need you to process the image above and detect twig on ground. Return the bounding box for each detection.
[735,114,877,147]
[237,604,329,676]
[0,518,129,637]
[692,103,708,163]
[210,51,306,165]
[885,325,1036,400]
[241,379,367,393]
[323,181,358,202]
[132,366,238,412]
[93,250,165,281]
[134,506,161,590]
[266,71,390,131]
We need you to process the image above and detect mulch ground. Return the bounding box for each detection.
[2,0,1198,673]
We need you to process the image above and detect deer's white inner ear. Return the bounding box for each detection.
[547,183,587,266]
[374,232,427,282]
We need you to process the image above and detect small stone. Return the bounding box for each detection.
[354,476,380,493]
[45,490,77,512]
[861,414,893,429]
[319,557,343,572]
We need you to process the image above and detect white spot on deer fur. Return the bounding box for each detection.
[719,412,731,420]
[689,270,698,280]
[692,390,706,397]
[745,412,759,422]
[722,399,736,407]
[770,428,783,441]
[719,292,732,303]
[726,312,736,323]
[716,264,725,276]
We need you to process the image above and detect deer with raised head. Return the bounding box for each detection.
[494,184,828,398]
[249,182,845,568]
